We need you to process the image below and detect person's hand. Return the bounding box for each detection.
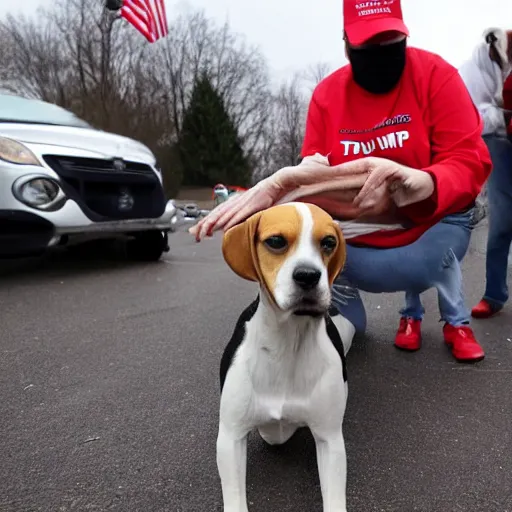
[190,160,370,241]
[190,156,337,241]
[189,156,433,241]
[284,188,393,220]
[189,175,287,241]
[343,157,435,211]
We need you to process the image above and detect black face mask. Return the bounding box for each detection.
[347,38,407,94]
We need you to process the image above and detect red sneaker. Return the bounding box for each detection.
[471,299,502,319]
[443,324,485,363]
[395,317,422,351]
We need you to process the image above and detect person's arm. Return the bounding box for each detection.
[459,57,506,134]
[477,101,507,134]
[400,68,492,223]
[301,91,328,158]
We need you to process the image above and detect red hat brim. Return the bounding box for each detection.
[345,17,409,46]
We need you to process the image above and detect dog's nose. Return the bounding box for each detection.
[293,266,321,290]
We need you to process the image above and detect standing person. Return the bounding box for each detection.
[192,0,492,362]
[460,29,512,319]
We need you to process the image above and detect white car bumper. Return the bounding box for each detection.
[0,159,180,257]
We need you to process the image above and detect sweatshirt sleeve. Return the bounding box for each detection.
[400,68,492,223]
[458,58,506,135]
[301,91,328,158]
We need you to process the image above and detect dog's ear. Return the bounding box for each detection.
[222,212,262,282]
[327,222,347,286]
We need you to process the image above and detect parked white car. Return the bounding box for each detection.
[0,93,179,260]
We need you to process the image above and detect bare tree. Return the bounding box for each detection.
[272,77,307,168]
[1,0,147,124]
[253,74,308,182]
[0,0,328,192]
[302,61,333,90]
[0,11,72,103]
[154,9,272,162]
[0,0,184,193]
[252,61,337,182]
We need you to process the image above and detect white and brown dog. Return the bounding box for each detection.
[217,202,356,512]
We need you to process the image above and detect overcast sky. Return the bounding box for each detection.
[2,0,511,83]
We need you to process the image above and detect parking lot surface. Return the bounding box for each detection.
[1,221,511,512]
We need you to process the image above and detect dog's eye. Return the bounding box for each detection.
[320,235,337,254]
[264,235,288,252]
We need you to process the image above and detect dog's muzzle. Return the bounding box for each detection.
[293,266,321,290]
[291,265,328,317]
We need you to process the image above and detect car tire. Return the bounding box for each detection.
[126,230,168,262]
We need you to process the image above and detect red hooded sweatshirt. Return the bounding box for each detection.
[301,47,492,248]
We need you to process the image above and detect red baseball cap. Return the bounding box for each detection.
[343,0,409,46]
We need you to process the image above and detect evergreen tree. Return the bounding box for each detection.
[179,73,251,187]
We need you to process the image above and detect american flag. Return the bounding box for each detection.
[121,0,169,43]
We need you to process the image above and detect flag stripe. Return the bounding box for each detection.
[121,7,153,42]
[148,0,168,39]
[121,0,168,43]
[150,0,161,39]
[130,3,149,21]
[158,0,168,36]
[153,0,168,38]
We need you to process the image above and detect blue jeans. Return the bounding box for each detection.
[482,135,512,307]
[332,209,475,333]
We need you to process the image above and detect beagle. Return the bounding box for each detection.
[218,202,356,512]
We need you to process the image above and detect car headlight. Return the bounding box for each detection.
[0,136,41,165]
[13,176,65,211]
[20,178,59,206]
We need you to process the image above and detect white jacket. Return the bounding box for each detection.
[459,28,511,137]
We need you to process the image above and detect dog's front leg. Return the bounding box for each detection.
[217,423,249,512]
[312,428,348,512]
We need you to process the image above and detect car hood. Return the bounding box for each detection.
[0,123,156,164]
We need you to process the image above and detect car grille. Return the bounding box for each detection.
[43,155,166,221]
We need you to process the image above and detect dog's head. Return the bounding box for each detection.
[222,202,346,316]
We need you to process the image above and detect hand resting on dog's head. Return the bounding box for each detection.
[189,156,429,242]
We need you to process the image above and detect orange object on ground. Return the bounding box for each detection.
[227,185,247,194]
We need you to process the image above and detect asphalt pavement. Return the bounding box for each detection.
[1,221,511,512]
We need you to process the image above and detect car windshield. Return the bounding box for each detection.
[0,94,92,128]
